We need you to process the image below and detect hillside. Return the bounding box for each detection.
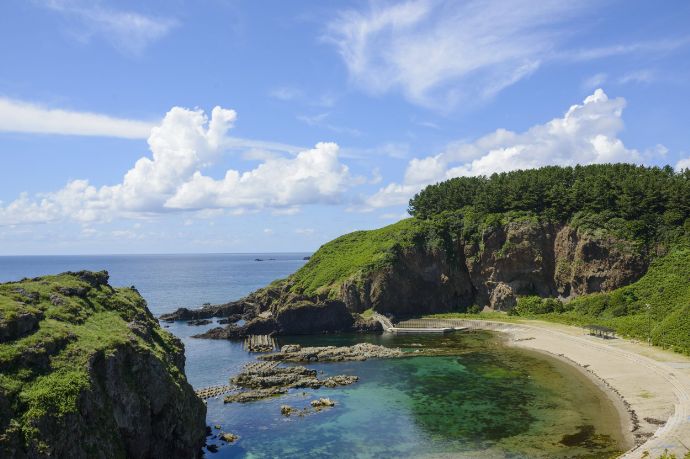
[169,164,690,355]
[0,271,206,458]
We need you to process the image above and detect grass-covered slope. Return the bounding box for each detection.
[284,164,690,354]
[290,218,423,295]
[0,271,205,457]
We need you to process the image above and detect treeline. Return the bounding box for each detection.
[408,164,690,243]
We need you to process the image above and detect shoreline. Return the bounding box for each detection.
[517,344,636,453]
[451,319,690,459]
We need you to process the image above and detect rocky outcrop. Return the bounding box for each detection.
[337,222,648,314]
[224,363,358,403]
[189,286,382,339]
[259,343,403,362]
[0,271,206,458]
[172,221,650,334]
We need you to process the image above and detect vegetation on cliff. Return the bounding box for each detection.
[292,164,690,298]
[0,271,206,458]
[409,164,690,246]
[291,218,420,295]
[284,164,690,352]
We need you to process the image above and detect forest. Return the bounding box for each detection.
[408,164,690,245]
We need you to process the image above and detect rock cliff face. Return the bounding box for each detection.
[0,271,206,458]
[165,221,649,338]
[341,222,647,314]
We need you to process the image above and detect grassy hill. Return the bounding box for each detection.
[285,164,690,354]
[0,271,205,457]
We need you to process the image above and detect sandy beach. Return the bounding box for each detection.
[440,319,690,458]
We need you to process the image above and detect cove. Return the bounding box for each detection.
[197,329,626,458]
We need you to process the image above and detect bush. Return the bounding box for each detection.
[466,305,482,314]
[513,296,564,316]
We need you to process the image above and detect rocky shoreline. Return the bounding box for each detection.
[221,343,400,404]
[259,342,403,362]
[160,286,382,338]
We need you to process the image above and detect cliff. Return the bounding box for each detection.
[0,271,206,458]
[164,216,649,338]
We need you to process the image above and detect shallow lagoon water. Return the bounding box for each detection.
[0,255,625,458]
[198,331,625,459]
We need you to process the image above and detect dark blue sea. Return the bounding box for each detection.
[0,254,627,458]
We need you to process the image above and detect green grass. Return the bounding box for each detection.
[360,308,374,319]
[290,218,424,295]
[0,271,186,450]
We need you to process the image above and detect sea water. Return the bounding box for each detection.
[0,254,626,458]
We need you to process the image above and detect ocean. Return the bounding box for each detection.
[0,254,626,458]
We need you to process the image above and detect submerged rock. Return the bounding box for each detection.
[219,432,239,443]
[187,319,212,326]
[310,398,336,408]
[223,387,287,403]
[260,342,403,362]
[224,362,358,403]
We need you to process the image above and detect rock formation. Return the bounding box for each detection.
[0,271,206,458]
[164,221,649,337]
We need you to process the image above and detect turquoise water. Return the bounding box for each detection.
[0,255,625,458]
[202,332,625,458]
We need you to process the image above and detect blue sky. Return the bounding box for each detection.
[1,0,689,255]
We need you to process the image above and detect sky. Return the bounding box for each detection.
[1,0,689,255]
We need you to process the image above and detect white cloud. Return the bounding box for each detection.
[0,106,352,225]
[166,141,349,209]
[269,87,303,101]
[326,1,690,109]
[618,69,656,84]
[40,0,177,55]
[365,89,657,209]
[297,112,361,136]
[562,38,690,62]
[340,142,410,159]
[326,0,587,108]
[272,207,301,216]
[583,73,608,89]
[0,96,308,154]
[0,97,155,138]
[295,228,315,235]
[676,157,690,171]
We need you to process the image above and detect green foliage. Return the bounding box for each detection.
[360,308,375,319]
[290,217,466,295]
[0,271,186,448]
[409,164,690,246]
[290,219,419,295]
[511,296,566,316]
[466,305,482,314]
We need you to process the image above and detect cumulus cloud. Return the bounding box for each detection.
[365,89,654,209]
[0,97,155,138]
[326,0,586,108]
[165,142,349,209]
[0,106,352,225]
